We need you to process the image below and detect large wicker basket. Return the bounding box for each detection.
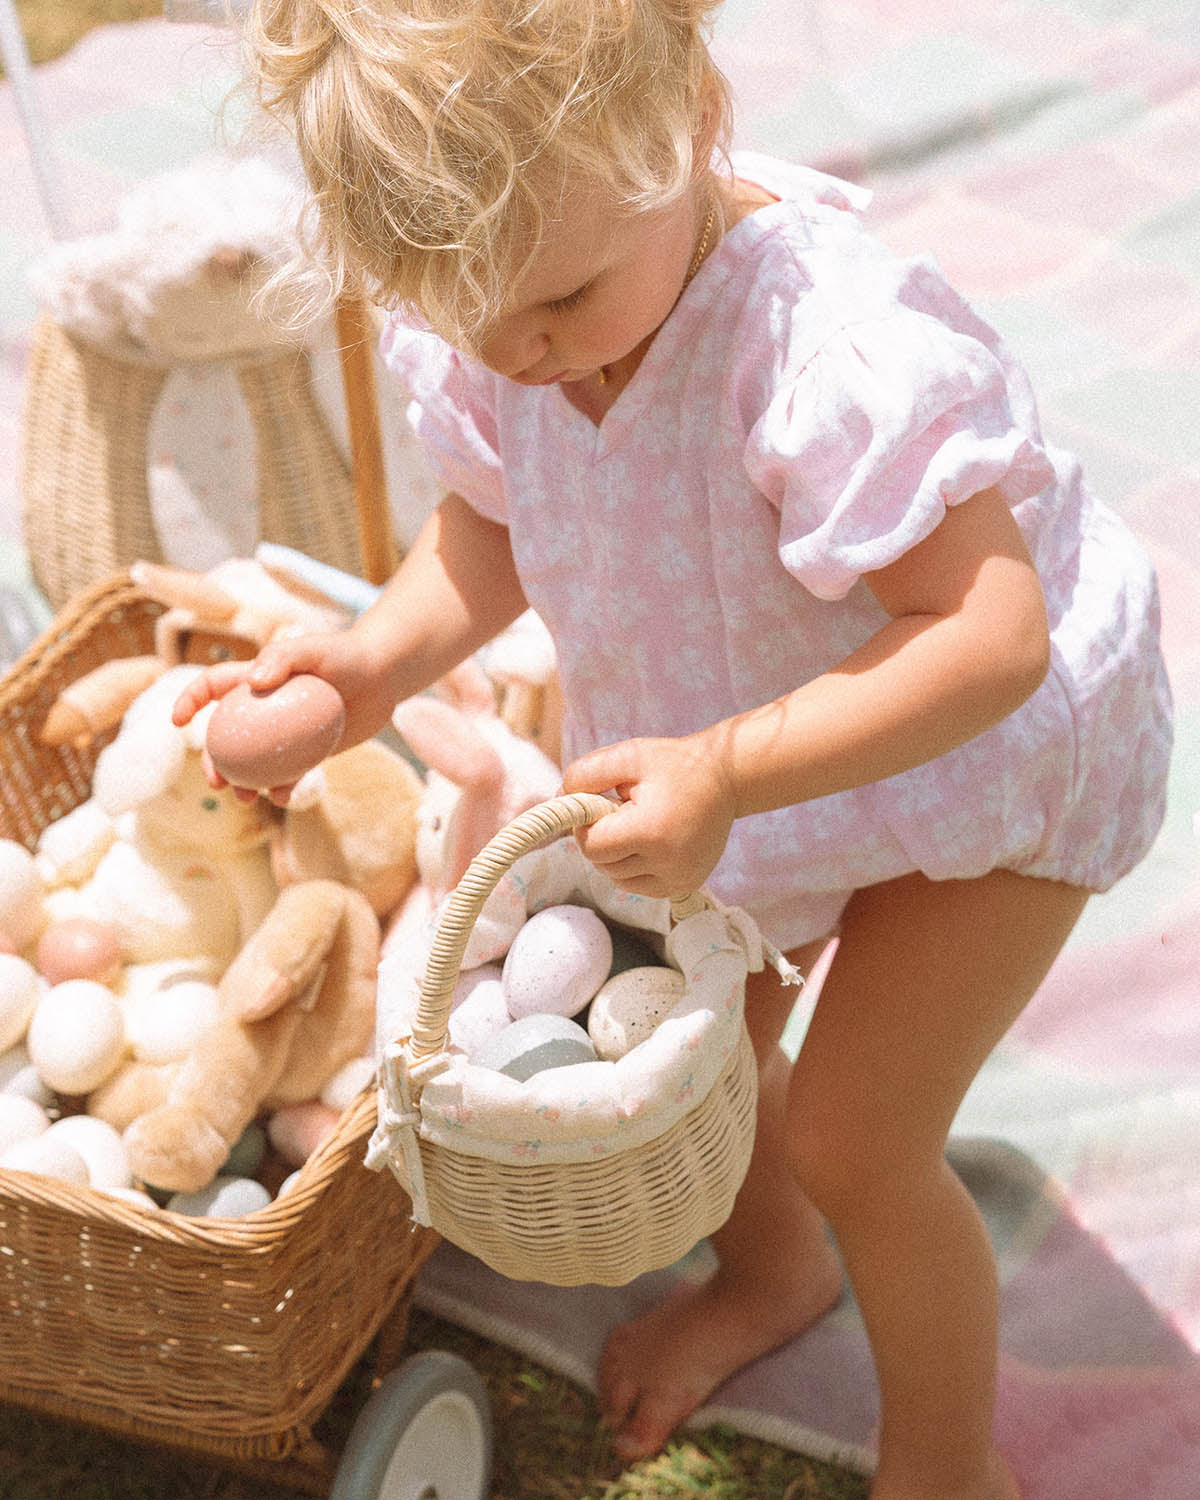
[371,795,763,1288]
[0,572,438,1481]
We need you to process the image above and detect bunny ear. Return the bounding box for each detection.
[433,657,498,716]
[392,694,507,892]
[93,715,188,816]
[392,695,504,791]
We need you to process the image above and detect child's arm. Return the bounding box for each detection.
[173,493,527,794]
[564,488,1050,897]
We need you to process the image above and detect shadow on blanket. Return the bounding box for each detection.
[416,1133,1200,1500]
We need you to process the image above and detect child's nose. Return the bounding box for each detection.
[479,317,551,378]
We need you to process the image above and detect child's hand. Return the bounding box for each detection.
[171,628,384,804]
[561,730,735,899]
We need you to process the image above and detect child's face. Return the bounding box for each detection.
[472,182,705,386]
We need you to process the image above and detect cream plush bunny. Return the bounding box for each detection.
[36,664,279,971]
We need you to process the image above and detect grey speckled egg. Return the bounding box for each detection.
[473,1014,597,1082]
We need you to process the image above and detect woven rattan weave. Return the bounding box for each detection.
[376,794,760,1286]
[21,317,365,610]
[0,574,438,1479]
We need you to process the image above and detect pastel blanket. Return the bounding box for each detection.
[0,5,1197,1498]
[417,2,1200,1496]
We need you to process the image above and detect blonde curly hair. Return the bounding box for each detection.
[247,0,732,348]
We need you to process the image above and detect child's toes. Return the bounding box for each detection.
[610,1393,682,1461]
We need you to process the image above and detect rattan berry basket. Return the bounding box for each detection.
[0,572,438,1486]
[369,793,767,1288]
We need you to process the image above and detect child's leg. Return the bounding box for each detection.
[599,934,843,1457]
[598,868,1087,1500]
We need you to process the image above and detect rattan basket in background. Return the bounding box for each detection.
[0,572,438,1483]
[21,315,367,611]
[372,794,762,1288]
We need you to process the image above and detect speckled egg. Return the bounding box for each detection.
[502,905,613,1021]
[587,965,686,1061]
[447,964,510,1058]
[0,953,39,1053]
[35,918,122,987]
[474,1014,597,1082]
[206,674,346,791]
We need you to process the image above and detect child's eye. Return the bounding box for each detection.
[547,283,590,314]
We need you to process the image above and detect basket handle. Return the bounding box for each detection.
[407,792,708,1061]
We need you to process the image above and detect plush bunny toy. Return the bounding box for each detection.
[383,657,563,973]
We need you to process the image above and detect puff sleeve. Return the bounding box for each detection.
[379,317,508,524]
[743,284,1055,601]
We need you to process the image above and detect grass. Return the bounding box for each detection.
[0,1304,869,1500]
[0,4,873,1494]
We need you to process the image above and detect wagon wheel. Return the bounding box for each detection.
[331,1350,493,1500]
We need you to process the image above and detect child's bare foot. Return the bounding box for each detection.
[597,1243,843,1460]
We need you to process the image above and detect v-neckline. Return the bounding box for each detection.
[549,174,787,456]
[552,251,724,458]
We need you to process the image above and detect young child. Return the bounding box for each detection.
[177,3,1172,1496]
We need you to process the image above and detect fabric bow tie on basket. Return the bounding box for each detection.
[367,792,800,1287]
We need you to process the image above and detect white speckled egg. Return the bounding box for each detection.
[0,1043,55,1107]
[167,1175,272,1218]
[587,966,685,1061]
[44,1114,131,1190]
[1,1132,90,1187]
[474,1014,597,1082]
[0,953,39,1053]
[0,839,44,951]
[27,979,126,1095]
[0,1093,51,1153]
[502,905,612,1020]
[447,965,511,1058]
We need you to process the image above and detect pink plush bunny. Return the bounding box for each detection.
[382,658,561,972]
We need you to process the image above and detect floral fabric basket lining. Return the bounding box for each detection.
[368,793,799,1286]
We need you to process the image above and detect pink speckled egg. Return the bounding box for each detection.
[35,918,122,987]
[501,905,613,1020]
[206,674,346,791]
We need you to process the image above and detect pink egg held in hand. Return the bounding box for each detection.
[206,675,346,791]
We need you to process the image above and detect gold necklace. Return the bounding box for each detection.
[598,193,718,386]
